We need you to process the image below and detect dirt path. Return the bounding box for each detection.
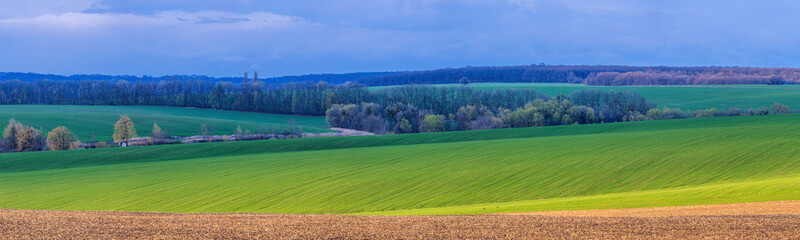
[2,208,799,239]
[496,200,800,217]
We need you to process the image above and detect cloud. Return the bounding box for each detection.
[506,0,539,12]
[0,10,315,32]
[2,0,800,77]
[0,0,107,18]
[507,0,663,15]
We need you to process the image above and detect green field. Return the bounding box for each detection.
[1,114,799,214]
[0,105,332,141]
[373,83,800,111]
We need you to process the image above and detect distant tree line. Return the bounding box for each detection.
[583,71,787,86]
[5,65,799,88]
[358,65,800,86]
[0,77,550,116]
[326,90,655,134]
[0,71,399,85]
[327,89,794,134]
[0,114,307,153]
[0,78,370,116]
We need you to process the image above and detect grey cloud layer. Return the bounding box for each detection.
[1,0,799,76]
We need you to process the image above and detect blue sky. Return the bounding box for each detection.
[1,0,799,77]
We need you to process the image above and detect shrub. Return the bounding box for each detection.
[693,108,726,118]
[770,103,791,115]
[69,141,83,150]
[470,116,503,130]
[95,142,109,148]
[728,107,743,116]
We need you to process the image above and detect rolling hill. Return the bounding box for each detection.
[1,114,798,214]
[0,105,332,141]
[373,83,800,111]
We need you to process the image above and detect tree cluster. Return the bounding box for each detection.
[0,78,370,116]
[358,65,800,86]
[645,103,791,120]
[327,89,794,134]
[0,71,398,85]
[568,89,655,122]
[583,71,788,86]
[1,119,44,152]
[0,79,548,118]
[327,89,657,134]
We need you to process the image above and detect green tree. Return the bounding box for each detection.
[113,115,137,145]
[46,126,76,151]
[420,114,446,133]
[151,123,163,144]
[398,118,413,133]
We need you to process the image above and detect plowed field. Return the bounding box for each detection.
[497,200,800,217]
[2,208,798,239]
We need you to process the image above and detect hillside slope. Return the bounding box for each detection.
[373,83,800,111]
[0,114,782,173]
[1,114,798,214]
[0,105,331,141]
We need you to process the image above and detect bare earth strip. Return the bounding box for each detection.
[496,200,800,217]
[2,209,800,239]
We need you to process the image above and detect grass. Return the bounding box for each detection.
[0,114,777,173]
[360,174,800,215]
[372,83,800,111]
[1,114,799,214]
[0,105,331,141]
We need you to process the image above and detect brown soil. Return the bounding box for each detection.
[496,200,800,217]
[2,208,800,239]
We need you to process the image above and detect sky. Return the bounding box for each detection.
[1,0,800,77]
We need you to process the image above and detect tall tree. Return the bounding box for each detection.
[113,115,137,145]
[1,119,20,152]
[151,123,163,143]
[235,125,243,136]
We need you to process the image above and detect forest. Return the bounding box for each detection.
[328,89,792,134]
[0,78,555,117]
[0,71,397,85]
[5,65,799,88]
[358,65,799,86]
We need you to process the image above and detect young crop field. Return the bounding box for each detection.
[372,83,800,111]
[1,114,799,214]
[0,105,332,141]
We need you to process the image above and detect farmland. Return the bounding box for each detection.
[372,83,800,111]
[1,114,799,214]
[3,208,798,239]
[0,105,332,141]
